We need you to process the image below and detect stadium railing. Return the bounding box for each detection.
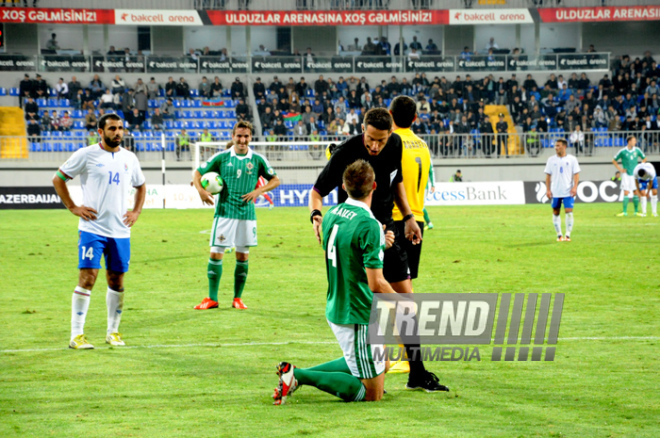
[0,53,610,75]
[3,130,656,163]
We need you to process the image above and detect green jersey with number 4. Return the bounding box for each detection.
[322,198,385,325]
[198,147,276,220]
[614,147,645,175]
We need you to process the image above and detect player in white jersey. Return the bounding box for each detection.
[634,162,658,217]
[544,138,581,241]
[53,113,146,350]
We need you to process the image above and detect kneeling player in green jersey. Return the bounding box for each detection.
[192,121,280,310]
[613,136,646,217]
[274,160,396,404]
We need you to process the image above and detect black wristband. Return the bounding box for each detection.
[310,209,322,224]
[403,213,415,222]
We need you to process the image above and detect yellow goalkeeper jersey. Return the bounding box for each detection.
[392,127,431,222]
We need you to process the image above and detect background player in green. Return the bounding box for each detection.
[612,136,646,217]
[273,160,396,405]
[192,121,280,310]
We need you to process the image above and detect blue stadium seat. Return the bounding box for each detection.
[192,100,202,108]
[166,141,175,151]
[165,121,174,130]
[73,121,84,129]
[30,142,41,152]
[182,99,192,108]
[74,131,85,138]
[203,110,214,118]
[207,121,218,129]
[143,120,152,129]
[215,110,225,118]
[65,142,76,152]
[182,110,192,119]
[52,142,63,152]
[0,88,6,96]
[193,110,203,119]
[132,131,143,138]
[173,121,183,129]
[144,131,154,139]
[191,89,199,97]
[225,110,236,118]
[228,121,236,128]
[51,131,63,138]
[10,87,20,96]
[148,99,158,108]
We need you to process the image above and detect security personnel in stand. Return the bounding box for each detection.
[496,112,509,158]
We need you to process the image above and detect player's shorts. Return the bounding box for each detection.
[328,320,385,380]
[78,231,131,273]
[639,176,658,191]
[394,220,424,280]
[621,173,636,193]
[383,221,411,284]
[551,197,575,210]
[209,217,257,249]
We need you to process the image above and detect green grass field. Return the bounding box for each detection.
[1,205,658,438]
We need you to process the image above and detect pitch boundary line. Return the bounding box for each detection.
[1,336,658,353]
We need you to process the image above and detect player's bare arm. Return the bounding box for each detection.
[309,189,324,244]
[612,159,625,174]
[123,184,146,227]
[570,173,579,197]
[366,268,397,294]
[193,169,215,206]
[242,175,280,203]
[545,174,553,200]
[393,181,422,244]
[52,172,98,221]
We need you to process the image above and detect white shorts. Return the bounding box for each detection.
[621,173,636,193]
[328,320,385,380]
[209,217,257,249]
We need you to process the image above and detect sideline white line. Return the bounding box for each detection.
[1,336,657,354]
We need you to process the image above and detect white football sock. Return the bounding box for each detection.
[565,212,574,236]
[552,214,562,236]
[71,286,91,339]
[652,195,658,215]
[106,287,124,334]
[641,196,647,214]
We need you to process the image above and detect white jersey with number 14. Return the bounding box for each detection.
[59,144,145,239]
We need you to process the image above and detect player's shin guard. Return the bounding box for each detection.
[652,195,658,215]
[552,214,562,237]
[641,196,648,215]
[106,287,124,334]
[71,286,91,338]
[565,212,574,236]
[306,357,352,374]
[294,368,366,402]
[207,258,223,302]
[633,195,640,213]
[234,260,248,299]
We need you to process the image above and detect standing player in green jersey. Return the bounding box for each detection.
[274,160,396,405]
[423,165,436,230]
[612,136,646,217]
[192,121,280,310]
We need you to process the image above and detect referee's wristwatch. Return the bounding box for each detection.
[310,209,322,224]
[403,213,415,222]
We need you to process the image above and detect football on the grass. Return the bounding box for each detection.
[201,172,224,195]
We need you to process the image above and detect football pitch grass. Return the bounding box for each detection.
[1,204,658,438]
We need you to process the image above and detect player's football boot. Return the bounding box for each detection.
[106,332,125,346]
[232,298,247,310]
[653,213,658,217]
[556,236,564,242]
[616,212,628,217]
[194,297,219,310]
[273,362,300,405]
[636,213,646,217]
[564,236,571,242]
[224,247,235,253]
[69,334,94,350]
[268,203,274,210]
[406,371,450,393]
[387,359,410,374]
[427,222,434,230]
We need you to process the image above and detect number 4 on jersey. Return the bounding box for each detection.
[327,224,339,268]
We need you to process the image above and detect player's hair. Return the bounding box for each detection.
[225,140,234,150]
[627,136,636,143]
[98,113,122,130]
[232,120,253,136]
[555,138,568,148]
[363,108,392,132]
[638,168,646,178]
[389,96,417,128]
[343,160,375,200]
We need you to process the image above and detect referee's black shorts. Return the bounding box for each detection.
[394,220,425,280]
[383,221,411,284]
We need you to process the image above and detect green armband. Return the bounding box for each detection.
[56,170,67,181]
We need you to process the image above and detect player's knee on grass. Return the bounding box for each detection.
[78,268,99,290]
[362,373,385,401]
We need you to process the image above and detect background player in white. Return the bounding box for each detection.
[634,163,658,217]
[53,113,146,349]
[545,138,580,242]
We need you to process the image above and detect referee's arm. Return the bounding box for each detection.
[309,188,324,244]
[393,181,422,244]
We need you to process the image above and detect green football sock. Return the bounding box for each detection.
[623,197,629,213]
[633,196,640,213]
[207,258,223,302]
[306,357,352,374]
[294,367,365,402]
[234,260,248,299]
[423,208,431,224]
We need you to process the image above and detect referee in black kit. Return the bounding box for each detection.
[308,107,449,393]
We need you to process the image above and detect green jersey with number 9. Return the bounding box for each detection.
[322,198,385,325]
